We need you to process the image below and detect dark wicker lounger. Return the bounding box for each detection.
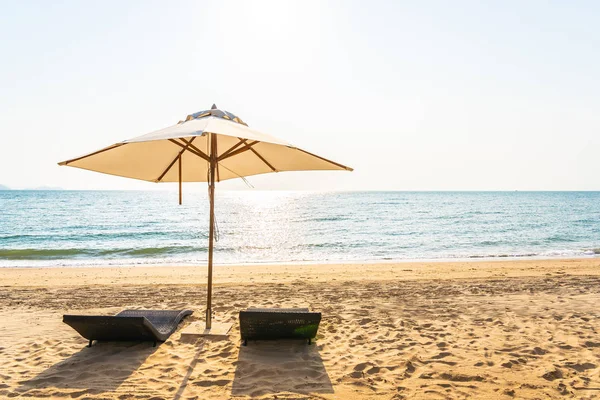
[63,309,193,347]
[239,308,321,346]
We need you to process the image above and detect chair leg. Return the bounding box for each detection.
[243,339,247,346]
[153,341,157,347]
[308,338,311,345]
[88,340,93,348]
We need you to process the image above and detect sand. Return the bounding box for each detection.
[1,258,600,399]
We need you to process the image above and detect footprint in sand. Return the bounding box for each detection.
[353,362,371,372]
[192,379,230,387]
[564,362,596,372]
[404,361,416,377]
[431,352,452,359]
[583,341,600,348]
[366,366,380,374]
[541,369,563,381]
[438,372,485,382]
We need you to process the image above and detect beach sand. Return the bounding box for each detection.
[1,258,600,399]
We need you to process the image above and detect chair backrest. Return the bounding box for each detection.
[63,315,158,342]
[239,309,321,341]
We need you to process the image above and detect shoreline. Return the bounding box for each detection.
[2,253,600,267]
[2,257,600,287]
[2,253,599,269]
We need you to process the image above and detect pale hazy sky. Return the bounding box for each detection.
[1,1,599,191]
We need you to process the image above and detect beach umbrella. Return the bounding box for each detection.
[58,105,352,333]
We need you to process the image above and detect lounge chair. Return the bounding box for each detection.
[239,308,321,346]
[63,309,193,347]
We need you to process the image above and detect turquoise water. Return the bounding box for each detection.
[1,191,599,267]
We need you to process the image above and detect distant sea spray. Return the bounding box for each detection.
[1,190,599,267]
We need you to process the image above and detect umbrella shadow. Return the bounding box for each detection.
[173,339,206,400]
[231,340,334,397]
[17,341,157,397]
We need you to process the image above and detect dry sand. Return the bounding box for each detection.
[1,258,600,399]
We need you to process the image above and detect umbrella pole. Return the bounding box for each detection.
[178,154,182,205]
[206,133,217,329]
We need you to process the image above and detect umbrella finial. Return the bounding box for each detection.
[211,104,217,110]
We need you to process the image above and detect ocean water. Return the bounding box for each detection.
[0,190,599,267]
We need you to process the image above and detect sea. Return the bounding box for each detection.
[1,190,599,267]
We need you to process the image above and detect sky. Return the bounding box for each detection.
[0,0,599,191]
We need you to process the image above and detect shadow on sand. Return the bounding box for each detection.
[172,337,206,400]
[232,340,334,397]
[17,341,157,397]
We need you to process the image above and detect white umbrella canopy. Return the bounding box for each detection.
[59,106,351,182]
[58,105,352,333]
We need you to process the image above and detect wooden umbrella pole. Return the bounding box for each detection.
[206,132,217,329]
[178,154,182,205]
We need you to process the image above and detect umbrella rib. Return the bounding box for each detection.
[218,138,248,161]
[58,143,126,165]
[178,138,210,161]
[168,139,209,162]
[294,147,354,171]
[156,137,197,182]
[249,147,277,172]
[218,140,260,161]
